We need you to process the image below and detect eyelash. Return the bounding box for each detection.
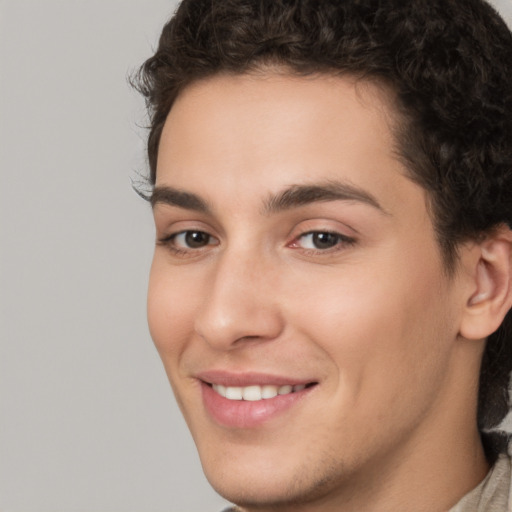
[158,230,219,256]
[291,231,356,253]
[158,229,356,257]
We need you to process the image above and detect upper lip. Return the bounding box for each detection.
[197,370,316,387]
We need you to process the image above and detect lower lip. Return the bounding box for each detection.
[201,382,314,428]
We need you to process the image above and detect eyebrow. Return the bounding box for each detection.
[263,181,388,215]
[150,180,388,216]
[150,186,212,213]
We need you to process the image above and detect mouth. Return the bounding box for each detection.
[198,373,318,428]
[208,382,316,401]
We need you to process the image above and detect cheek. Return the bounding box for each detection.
[285,255,455,404]
[147,258,197,362]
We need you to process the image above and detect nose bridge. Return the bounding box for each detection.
[194,243,282,349]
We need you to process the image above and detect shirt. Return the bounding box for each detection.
[449,447,511,512]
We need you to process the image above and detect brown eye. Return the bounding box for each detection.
[181,231,211,248]
[290,230,357,253]
[297,231,348,250]
[310,232,340,249]
[159,229,219,256]
[165,230,216,250]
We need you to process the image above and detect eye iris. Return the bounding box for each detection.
[312,232,339,249]
[185,231,209,248]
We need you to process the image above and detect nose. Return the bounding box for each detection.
[194,249,284,350]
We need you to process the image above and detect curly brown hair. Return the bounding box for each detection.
[134,0,512,459]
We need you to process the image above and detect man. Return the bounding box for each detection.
[135,0,512,510]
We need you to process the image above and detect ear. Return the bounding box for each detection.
[459,225,512,340]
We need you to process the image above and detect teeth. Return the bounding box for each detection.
[261,385,278,399]
[242,385,262,401]
[225,386,243,400]
[215,384,226,396]
[278,385,293,395]
[212,383,309,401]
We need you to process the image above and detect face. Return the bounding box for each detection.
[148,73,469,509]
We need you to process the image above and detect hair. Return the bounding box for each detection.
[134,0,512,459]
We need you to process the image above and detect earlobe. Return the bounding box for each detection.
[459,226,512,340]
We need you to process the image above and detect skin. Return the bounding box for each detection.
[148,72,496,511]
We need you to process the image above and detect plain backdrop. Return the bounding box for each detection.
[0,1,511,511]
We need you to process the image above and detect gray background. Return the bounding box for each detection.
[0,1,511,511]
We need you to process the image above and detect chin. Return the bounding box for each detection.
[199,444,346,509]
[207,470,343,510]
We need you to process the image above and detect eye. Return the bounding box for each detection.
[174,230,214,248]
[159,230,219,254]
[292,231,355,251]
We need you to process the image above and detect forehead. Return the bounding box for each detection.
[163,71,399,146]
[157,71,405,193]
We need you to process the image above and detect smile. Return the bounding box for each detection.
[211,383,309,401]
[200,377,317,428]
